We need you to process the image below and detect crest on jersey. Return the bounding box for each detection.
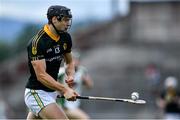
[32,47,37,55]
[55,47,60,54]
[63,43,67,50]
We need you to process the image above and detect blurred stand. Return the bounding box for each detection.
[0,53,28,118]
[0,93,7,119]
[0,92,15,119]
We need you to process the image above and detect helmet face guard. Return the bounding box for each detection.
[58,16,72,31]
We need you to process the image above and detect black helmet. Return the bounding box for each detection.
[47,5,72,22]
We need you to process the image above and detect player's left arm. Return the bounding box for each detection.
[64,52,75,88]
[63,33,75,88]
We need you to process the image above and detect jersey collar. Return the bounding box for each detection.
[44,24,60,42]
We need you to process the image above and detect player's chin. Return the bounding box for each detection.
[64,26,69,30]
[64,28,68,32]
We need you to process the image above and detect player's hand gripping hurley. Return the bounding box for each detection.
[58,95,146,104]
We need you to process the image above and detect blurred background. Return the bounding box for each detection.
[0,0,180,119]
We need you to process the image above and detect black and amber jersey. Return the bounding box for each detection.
[26,24,72,92]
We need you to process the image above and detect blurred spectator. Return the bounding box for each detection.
[145,63,161,96]
[57,51,93,119]
[156,76,180,120]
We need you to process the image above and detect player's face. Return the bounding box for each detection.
[56,17,72,32]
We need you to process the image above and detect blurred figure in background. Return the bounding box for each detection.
[57,51,93,120]
[145,63,161,97]
[156,76,180,120]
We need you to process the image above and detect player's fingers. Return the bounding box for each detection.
[67,81,74,85]
[66,82,74,87]
[69,79,73,82]
[67,95,76,101]
[65,79,73,83]
[68,85,73,88]
[67,81,74,88]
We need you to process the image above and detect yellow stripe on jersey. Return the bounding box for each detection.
[32,30,44,48]
[30,90,44,109]
[32,57,38,61]
[31,30,45,55]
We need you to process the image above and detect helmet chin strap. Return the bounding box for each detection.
[51,22,64,35]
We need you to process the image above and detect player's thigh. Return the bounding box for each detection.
[26,112,41,119]
[39,103,68,119]
[65,108,89,119]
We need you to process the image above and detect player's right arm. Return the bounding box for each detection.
[31,59,77,100]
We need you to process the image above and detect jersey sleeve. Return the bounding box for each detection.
[64,33,72,53]
[28,38,45,61]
